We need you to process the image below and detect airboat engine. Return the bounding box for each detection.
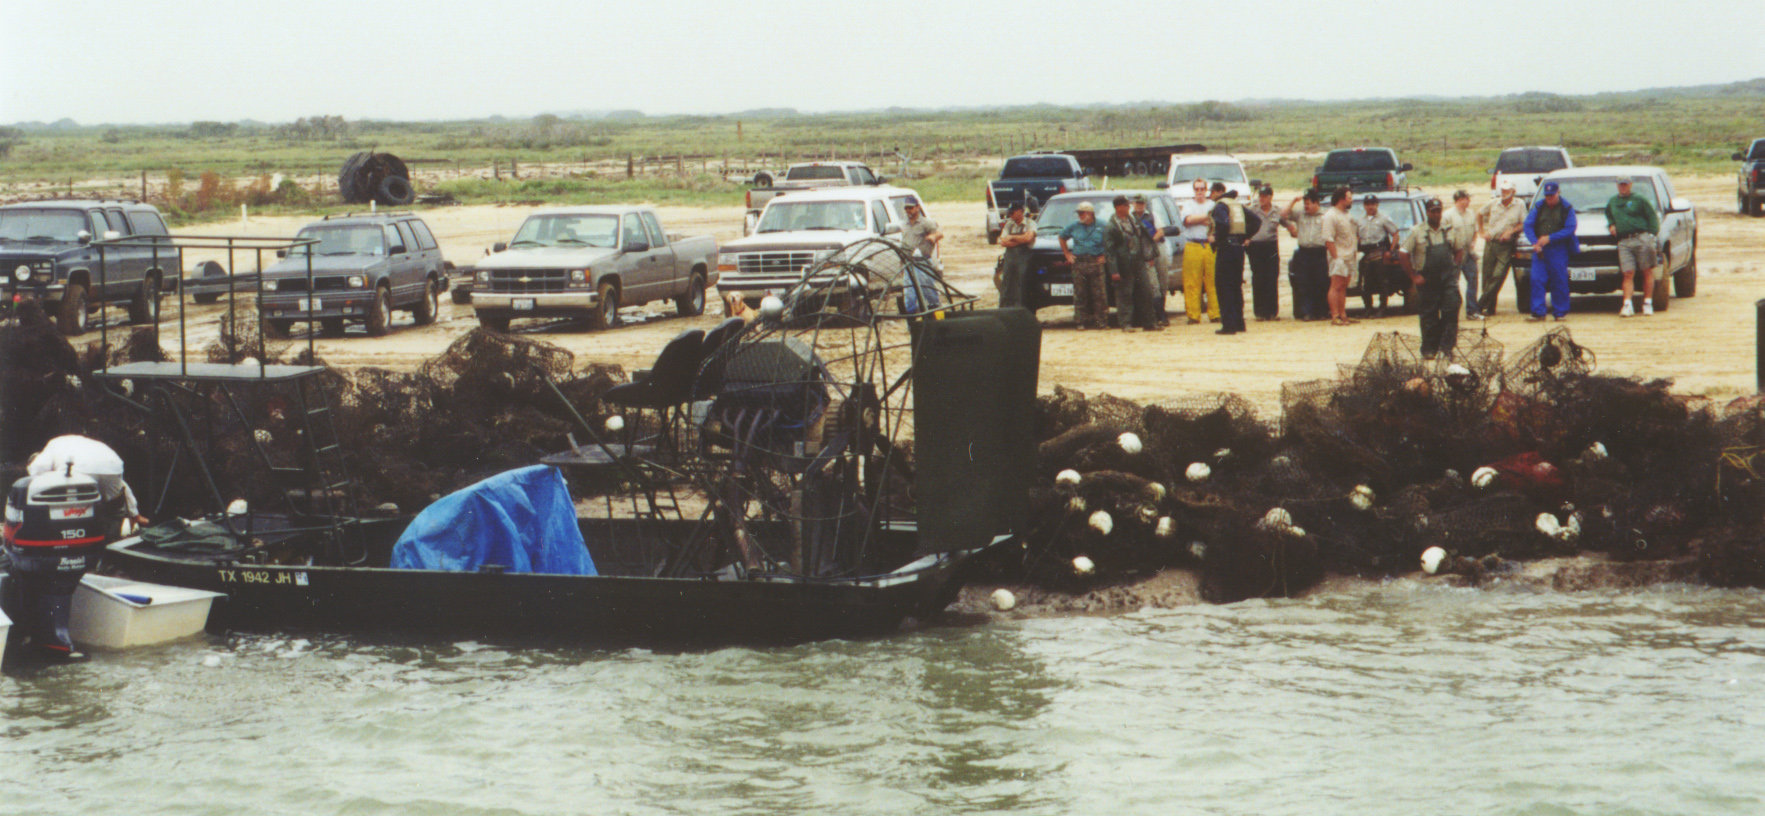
[3,467,107,659]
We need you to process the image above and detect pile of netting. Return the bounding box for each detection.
[975,328,1765,602]
[1,301,626,517]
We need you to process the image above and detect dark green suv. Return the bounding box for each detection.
[0,199,174,335]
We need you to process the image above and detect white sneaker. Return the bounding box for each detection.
[1619,300,1634,318]
[1642,300,1654,316]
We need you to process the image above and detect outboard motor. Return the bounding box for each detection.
[3,466,106,659]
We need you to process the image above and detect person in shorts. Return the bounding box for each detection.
[1605,176,1661,317]
[1322,188,1359,326]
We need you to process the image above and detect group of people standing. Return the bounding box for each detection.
[994,171,1665,354]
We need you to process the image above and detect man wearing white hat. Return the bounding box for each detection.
[27,435,147,529]
[1475,178,1528,316]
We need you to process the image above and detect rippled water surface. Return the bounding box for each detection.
[4,583,1765,815]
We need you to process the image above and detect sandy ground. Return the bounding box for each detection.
[104,174,1758,416]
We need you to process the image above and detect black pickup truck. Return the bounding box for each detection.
[1311,148,1413,194]
[985,154,1092,244]
[1735,138,1765,216]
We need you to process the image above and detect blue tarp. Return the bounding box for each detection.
[390,466,596,576]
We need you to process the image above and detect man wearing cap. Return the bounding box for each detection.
[1400,199,1460,359]
[1444,190,1480,320]
[1523,180,1579,322]
[1209,182,1262,335]
[1178,179,1220,324]
[1476,179,1528,315]
[1322,188,1359,326]
[1283,191,1329,321]
[1246,186,1290,321]
[1606,176,1660,317]
[996,202,1037,308]
[1130,195,1169,327]
[1060,201,1109,330]
[900,197,943,272]
[1105,195,1159,331]
[1352,194,1402,318]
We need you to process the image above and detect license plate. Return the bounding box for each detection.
[513,298,535,311]
[1570,269,1597,282]
[296,298,322,311]
[1050,283,1073,297]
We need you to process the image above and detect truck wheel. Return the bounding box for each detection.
[265,318,293,338]
[413,278,439,325]
[365,285,392,336]
[338,151,371,202]
[676,272,706,317]
[1741,193,1750,215]
[322,318,347,337]
[986,230,999,245]
[478,313,510,332]
[1512,266,1531,314]
[1674,245,1698,298]
[128,274,162,324]
[754,172,772,187]
[58,283,89,336]
[590,281,621,330]
[1651,270,1671,312]
[377,176,415,206]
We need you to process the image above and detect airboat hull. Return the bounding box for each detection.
[104,520,992,648]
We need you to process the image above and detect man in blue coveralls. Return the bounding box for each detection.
[1523,180,1579,322]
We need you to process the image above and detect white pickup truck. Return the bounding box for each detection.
[743,161,891,234]
[717,186,922,305]
[471,205,717,331]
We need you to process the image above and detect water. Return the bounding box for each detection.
[4,582,1765,816]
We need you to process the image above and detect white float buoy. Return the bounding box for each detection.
[1067,496,1087,513]
[1155,516,1176,538]
[1350,485,1375,511]
[1186,462,1212,482]
[1117,432,1142,455]
[253,429,272,445]
[1535,513,1562,537]
[1072,556,1095,576]
[605,415,625,433]
[226,498,248,516]
[1259,507,1294,531]
[1421,546,1447,574]
[1445,363,1471,377]
[1561,513,1582,541]
[1088,510,1114,536]
[1285,525,1307,538]
[1055,469,1082,487]
[990,588,1017,611]
[1213,448,1232,461]
[1188,541,1207,560]
[1472,467,1498,489]
[1588,441,1609,459]
[1136,504,1158,524]
[1147,482,1166,502]
[759,295,786,321]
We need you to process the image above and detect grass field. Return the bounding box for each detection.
[3,82,1759,223]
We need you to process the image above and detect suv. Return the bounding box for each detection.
[0,199,174,335]
[1734,138,1765,216]
[1490,146,1572,201]
[258,212,449,337]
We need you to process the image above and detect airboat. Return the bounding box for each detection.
[97,235,1041,646]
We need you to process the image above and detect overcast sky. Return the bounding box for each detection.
[3,0,1756,124]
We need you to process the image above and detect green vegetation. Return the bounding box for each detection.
[3,81,1760,221]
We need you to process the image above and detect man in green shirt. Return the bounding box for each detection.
[1606,177,1661,317]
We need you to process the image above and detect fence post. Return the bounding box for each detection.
[1758,299,1765,394]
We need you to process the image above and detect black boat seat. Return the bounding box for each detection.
[700,317,747,359]
[604,329,706,410]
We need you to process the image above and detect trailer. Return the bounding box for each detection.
[1059,143,1207,178]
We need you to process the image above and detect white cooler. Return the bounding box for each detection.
[71,575,224,649]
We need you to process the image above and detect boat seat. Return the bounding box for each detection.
[700,317,746,359]
[604,329,706,410]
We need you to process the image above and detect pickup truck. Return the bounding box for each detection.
[1490,146,1572,201]
[259,211,450,337]
[1164,154,1255,201]
[1508,166,1698,313]
[985,154,1092,244]
[1734,138,1765,216]
[1310,148,1413,194]
[743,161,889,234]
[471,205,717,332]
[717,186,920,306]
[0,199,174,335]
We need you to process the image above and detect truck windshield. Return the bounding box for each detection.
[1370,200,1418,232]
[291,224,387,256]
[755,201,868,233]
[1496,150,1569,174]
[1001,158,1076,178]
[1322,151,1397,172]
[0,209,87,242]
[786,166,848,181]
[509,214,619,248]
[1035,198,1108,233]
[1748,140,1765,161]
[1549,178,1659,213]
[1169,163,1247,184]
